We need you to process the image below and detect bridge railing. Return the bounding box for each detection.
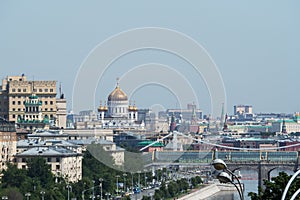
[149,151,298,163]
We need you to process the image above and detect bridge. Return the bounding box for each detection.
[143,150,300,188]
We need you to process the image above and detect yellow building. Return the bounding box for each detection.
[0,75,67,130]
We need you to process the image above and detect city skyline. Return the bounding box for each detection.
[1,1,299,115]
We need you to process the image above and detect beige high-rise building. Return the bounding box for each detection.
[0,75,67,129]
[56,97,67,129]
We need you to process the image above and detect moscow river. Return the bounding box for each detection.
[207,169,293,200]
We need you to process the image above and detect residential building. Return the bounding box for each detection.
[15,147,82,182]
[270,113,300,133]
[166,103,203,121]
[0,118,17,171]
[233,105,254,120]
[234,105,253,115]
[0,75,67,130]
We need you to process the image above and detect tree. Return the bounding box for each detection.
[167,181,179,197]
[27,157,54,188]
[1,163,28,189]
[248,171,300,200]
[154,189,163,200]
[0,187,23,200]
[1,158,67,200]
[177,178,189,192]
[142,196,151,200]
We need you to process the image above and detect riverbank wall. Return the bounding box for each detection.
[178,183,240,200]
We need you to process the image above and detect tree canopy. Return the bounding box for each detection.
[248,171,300,200]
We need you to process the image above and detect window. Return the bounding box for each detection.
[45,89,48,92]
[39,89,42,92]
[12,108,15,111]
[23,89,26,92]
[12,114,15,119]
[47,158,51,162]
[18,101,21,105]
[12,101,15,105]
[18,108,21,111]
[18,89,21,92]
[56,165,60,170]
[56,157,60,162]
[12,88,16,92]
[50,101,53,105]
[45,101,48,105]
[45,108,48,111]
[50,89,53,92]
[50,108,53,111]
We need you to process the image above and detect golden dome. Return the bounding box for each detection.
[98,101,106,112]
[108,85,128,101]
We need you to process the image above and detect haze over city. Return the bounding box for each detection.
[1,2,300,200]
[1,1,300,115]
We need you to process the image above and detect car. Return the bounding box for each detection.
[133,187,141,194]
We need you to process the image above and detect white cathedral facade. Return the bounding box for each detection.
[98,82,144,130]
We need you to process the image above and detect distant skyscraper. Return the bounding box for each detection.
[234,105,253,115]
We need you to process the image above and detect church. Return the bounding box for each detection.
[97,81,145,130]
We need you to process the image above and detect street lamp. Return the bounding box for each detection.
[105,193,110,200]
[212,159,227,170]
[40,191,45,200]
[92,180,95,200]
[116,175,120,197]
[137,171,141,190]
[55,170,61,184]
[123,174,127,193]
[99,178,103,200]
[25,192,31,200]
[212,159,244,200]
[131,172,134,193]
[281,169,300,200]
[1,196,8,200]
[217,171,232,183]
[66,185,72,200]
[144,170,147,188]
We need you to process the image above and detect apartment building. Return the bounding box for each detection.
[0,118,17,171]
[0,75,66,129]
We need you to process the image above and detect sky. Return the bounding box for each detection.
[0,1,299,116]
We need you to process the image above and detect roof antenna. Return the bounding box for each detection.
[32,76,35,94]
[59,82,64,99]
[59,82,62,97]
[116,77,120,87]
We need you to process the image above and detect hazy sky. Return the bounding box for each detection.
[0,1,299,115]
